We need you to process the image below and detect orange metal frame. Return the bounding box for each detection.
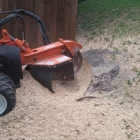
[0,29,83,66]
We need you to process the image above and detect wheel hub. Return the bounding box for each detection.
[0,94,7,114]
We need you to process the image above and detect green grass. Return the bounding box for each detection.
[78,0,140,37]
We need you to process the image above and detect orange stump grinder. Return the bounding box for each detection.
[0,9,83,116]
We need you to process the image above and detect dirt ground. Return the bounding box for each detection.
[0,31,140,140]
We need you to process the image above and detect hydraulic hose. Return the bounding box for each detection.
[0,9,51,44]
[12,9,51,44]
[0,13,26,39]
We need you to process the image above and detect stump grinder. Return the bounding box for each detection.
[0,9,84,116]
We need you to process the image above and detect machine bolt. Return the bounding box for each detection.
[33,57,37,61]
[4,32,7,36]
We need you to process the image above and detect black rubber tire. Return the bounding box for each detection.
[0,73,16,91]
[0,81,16,116]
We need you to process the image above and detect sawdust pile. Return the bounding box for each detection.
[1,34,140,139]
[0,60,93,139]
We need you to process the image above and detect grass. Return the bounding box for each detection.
[78,0,140,37]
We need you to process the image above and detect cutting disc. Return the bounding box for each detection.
[73,51,83,74]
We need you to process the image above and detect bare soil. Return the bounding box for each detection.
[0,32,140,140]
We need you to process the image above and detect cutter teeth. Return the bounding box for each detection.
[73,51,83,74]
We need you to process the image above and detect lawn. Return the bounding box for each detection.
[78,0,140,37]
